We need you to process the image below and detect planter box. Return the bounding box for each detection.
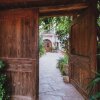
[63,76,69,83]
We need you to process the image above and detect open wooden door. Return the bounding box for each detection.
[0,9,39,100]
[69,6,97,99]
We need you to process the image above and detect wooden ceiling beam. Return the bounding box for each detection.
[0,0,68,4]
[39,3,88,13]
[39,11,76,17]
[39,9,85,17]
[0,0,88,10]
[0,0,84,4]
[39,3,88,17]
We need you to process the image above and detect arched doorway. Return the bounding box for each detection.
[43,39,52,52]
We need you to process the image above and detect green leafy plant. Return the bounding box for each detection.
[39,36,45,57]
[57,55,68,75]
[39,16,72,51]
[87,72,100,100]
[0,60,10,100]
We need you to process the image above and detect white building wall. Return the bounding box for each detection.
[41,33,61,50]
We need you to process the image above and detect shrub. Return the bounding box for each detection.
[57,55,68,75]
[39,36,45,57]
[87,72,100,100]
[0,60,10,100]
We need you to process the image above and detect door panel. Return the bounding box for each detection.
[0,9,38,100]
[70,7,97,98]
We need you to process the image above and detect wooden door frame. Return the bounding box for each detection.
[38,3,97,100]
[0,2,97,100]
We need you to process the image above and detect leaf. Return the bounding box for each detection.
[90,92,100,100]
[0,61,5,69]
[87,77,100,91]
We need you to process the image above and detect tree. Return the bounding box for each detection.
[55,16,72,52]
[39,16,72,53]
[39,17,56,33]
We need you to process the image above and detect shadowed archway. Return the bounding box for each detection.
[43,39,52,52]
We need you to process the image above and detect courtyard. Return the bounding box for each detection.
[39,53,84,100]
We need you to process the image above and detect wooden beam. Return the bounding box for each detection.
[39,3,88,17]
[39,11,74,17]
[0,0,88,10]
[0,0,83,4]
[39,3,88,13]
[39,10,84,17]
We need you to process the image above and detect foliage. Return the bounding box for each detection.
[39,16,72,51]
[57,55,68,75]
[39,17,55,32]
[0,75,7,100]
[97,16,100,27]
[39,36,45,56]
[87,72,100,100]
[0,60,10,100]
[56,16,72,50]
[97,1,100,54]
[97,1,100,27]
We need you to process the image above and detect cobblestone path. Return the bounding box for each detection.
[39,53,84,100]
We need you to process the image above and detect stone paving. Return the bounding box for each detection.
[39,53,84,100]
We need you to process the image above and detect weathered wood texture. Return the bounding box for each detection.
[40,3,88,13]
[0,0,88,10]
[0,9,39,100]
[70,6,97,99]
[0,0,86,5]
[39,3,88,17]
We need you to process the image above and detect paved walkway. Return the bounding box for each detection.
[39,53,84,100]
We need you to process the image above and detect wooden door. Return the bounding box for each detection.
[69,7,97,99]
[0,9,39,100]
